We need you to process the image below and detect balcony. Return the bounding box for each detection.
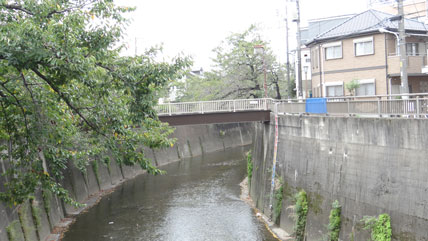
[387,55,427,75]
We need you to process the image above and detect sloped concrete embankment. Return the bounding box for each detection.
[0,122,254,241]
[250,114,428,241]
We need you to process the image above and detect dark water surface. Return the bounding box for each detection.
[62,146,276,241]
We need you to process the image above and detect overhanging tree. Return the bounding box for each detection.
[176,25,294,101]
[0,0,190,206]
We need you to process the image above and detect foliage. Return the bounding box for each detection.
[294,190,308,241]
[29,197,42,232]
[246,150,253,187]
[345,80,360,96]
[0,1,190,206]
[327,200,342,241]
[273,181,284,224]
[175,25,294,101]
[362,214,392,241]
[6,220,20,241]
[18,202,31,241]
[91,159,100,188]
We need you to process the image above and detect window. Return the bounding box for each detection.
[406,43,420,56]
[326,85,343,97]
[354,37,374,56]
[355,79,375,96]
[323,41,342,60]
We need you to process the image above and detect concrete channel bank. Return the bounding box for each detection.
[250,114,428,240]
[0,122,254,241]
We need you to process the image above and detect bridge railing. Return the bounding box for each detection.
[156,93,428,118]
[155,98,273,116]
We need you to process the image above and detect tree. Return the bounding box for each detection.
[345,80,360,96]
[175,26,294,101]
[0,0,190,206]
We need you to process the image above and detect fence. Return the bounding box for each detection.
[155,93,428,118]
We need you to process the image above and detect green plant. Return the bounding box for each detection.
[294,190,308,241]
[6,220,20,241]
[246,151,253,186]
[104,157,112,175]
[29,197,42,231]
[273,182,284,224]
[18,202,31,241]
[42,189,52,227]
[327,200,342,241]
[0,0,190,207]
[345,80,360,96]
[91,159,101,189]
[362,213,392,241]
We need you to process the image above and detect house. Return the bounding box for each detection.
[296,14,355,98]
[306,9,428,98]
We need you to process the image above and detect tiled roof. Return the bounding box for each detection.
[309,9,428,44]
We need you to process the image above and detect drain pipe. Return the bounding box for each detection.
[268,102,279,220]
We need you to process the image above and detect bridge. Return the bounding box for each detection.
[156,94,428,126]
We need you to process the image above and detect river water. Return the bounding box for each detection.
[62,146,276,241]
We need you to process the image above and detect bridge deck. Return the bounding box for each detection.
[159,110,270,126]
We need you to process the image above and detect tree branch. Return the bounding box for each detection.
[31,68,105,137]
[0,4,34,15]
[0,82,31,141]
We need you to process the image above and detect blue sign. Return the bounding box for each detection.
[306,98,327,114]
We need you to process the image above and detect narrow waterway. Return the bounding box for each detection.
[62,146,277,241]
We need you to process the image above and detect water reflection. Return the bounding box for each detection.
[63,146,276,241]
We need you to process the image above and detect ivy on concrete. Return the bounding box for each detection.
[6,220,20,241]
[273,181,284,224]
[362,213,392,241]
[328,200,341,241]
[17,202,31,241]
[246,151,253,187]
[91,159,101,189]
[294,190,308,241]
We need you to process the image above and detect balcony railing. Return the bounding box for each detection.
[155,93,428,118]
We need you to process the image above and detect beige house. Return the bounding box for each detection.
[307,9,428,98]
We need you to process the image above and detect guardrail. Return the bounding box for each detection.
[155,98,273,116]
[156,93,428,118]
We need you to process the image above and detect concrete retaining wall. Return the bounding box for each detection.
[250,114,428,241]
[0,122,254,241]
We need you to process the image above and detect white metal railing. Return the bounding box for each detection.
[156,93,428,118]
[155,98,273,116]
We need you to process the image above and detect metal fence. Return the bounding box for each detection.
[155,98,273,116]
[156,93,428,118]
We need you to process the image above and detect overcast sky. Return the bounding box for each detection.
[118,0,370,69]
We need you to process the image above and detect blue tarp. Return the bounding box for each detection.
[305,98,327,114]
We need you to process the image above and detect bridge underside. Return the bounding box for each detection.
[158,110,271,126]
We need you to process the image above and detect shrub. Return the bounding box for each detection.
[327,200,341,241]
[246,151,253,186]
[295,190,308,241]
[362,213,392,241]
[273,183,284,224]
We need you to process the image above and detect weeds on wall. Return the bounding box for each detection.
[294,190,308,241]
[362,213,392,241]
[246,151,253,187]
[91,159,101,189]
[6,220,20,241]
[327,200,342,241]
[29,197,42,231]
[273,181,284,224]
[18,202,31,241]
[104,157,112,175]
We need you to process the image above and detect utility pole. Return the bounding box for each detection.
[398,0,409,96]
[285,2,291,99]
[294,0,303,98]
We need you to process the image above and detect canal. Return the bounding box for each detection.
[62,146,277,241]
